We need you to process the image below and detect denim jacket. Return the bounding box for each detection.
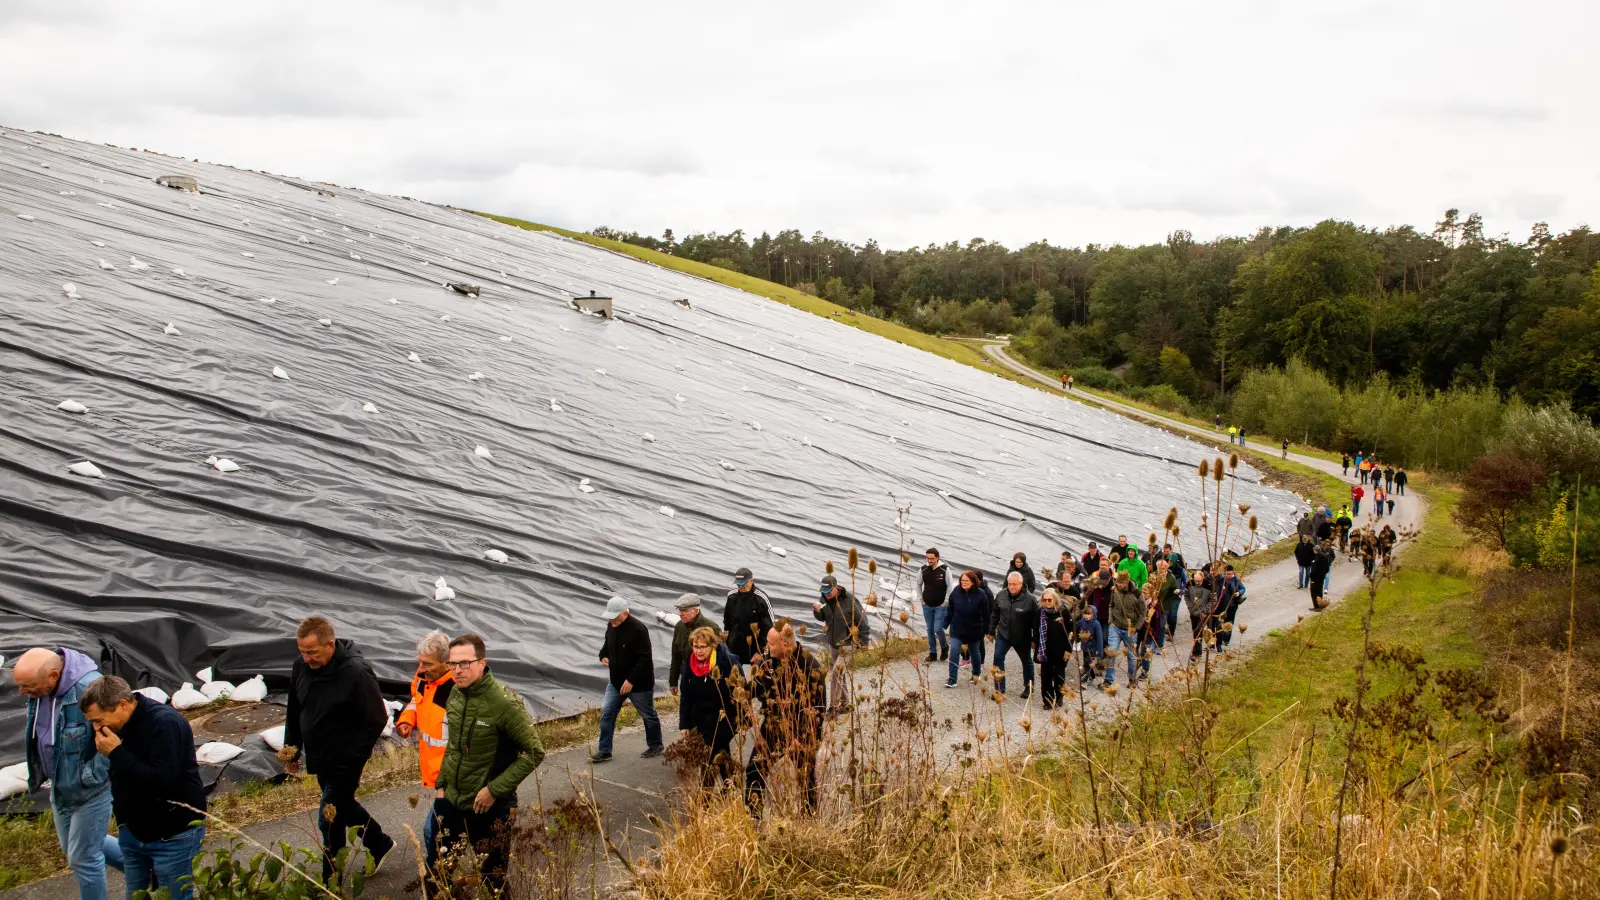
[25,668,111,809]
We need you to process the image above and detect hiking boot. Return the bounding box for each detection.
[589,751,613,764]
[640,745,664,759]
[939,646,949,661]
[925,652,938,663]
[1020,685,1031,700]
[368,834,395,874]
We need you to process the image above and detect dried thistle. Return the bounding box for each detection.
[1229,452,1239,470]
[900,551,910,563]
[897,610,909,624]
[868,559,877,575]
[1198,459,1210,478]
[863,593,878,607]
[825,560,835,575]
[848,547,859,570]
[1249,515,1259,531]
[1212,457,1226,481]
[1238,503,1251,514]
[1172,524,1182,535]
[1164,508,1178,531]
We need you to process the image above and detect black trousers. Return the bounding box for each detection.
[432,797,515,890]
[1040,655,1068,708]
[316,768,391,881]
[745,747,818,813]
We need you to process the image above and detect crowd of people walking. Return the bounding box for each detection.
[12,444,1411,900]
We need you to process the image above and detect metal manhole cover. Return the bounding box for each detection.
[194,703,286,739]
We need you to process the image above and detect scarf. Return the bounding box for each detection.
[688,648,715,679]
[1036,608,1050,662]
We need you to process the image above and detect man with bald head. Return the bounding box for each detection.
[14,647,124,900]
[744,621,827,813]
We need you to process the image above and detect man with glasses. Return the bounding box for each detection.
[281,616,394,881]
[432,634,544,890]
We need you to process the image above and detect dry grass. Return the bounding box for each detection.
[631,482,1600,900]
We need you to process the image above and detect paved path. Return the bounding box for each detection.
[5,346,1426,900]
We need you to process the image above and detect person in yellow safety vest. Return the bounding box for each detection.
[395,630,454,858]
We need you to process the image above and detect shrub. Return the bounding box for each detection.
[1454,452,1545,549]
[1069,365,1125,391]
[1130,383,1186,412]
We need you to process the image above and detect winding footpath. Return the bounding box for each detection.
[2,345,1428,900]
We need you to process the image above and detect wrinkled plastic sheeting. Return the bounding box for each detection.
[0,128,1307,758]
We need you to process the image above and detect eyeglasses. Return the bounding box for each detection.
[446,658,484,669]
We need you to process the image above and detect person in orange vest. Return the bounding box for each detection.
[394,630,453,865]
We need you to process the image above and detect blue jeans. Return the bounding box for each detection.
[1163,604,1180,646]
[53,789,123,900]
[947,636,985,684]
[993,635,1034,691]
[119,825,203,900]
[422,795,439,868]
[1297,564,1310,589]
[922,604,948,655]
[1102,627,1138,685]
[596,683,662,756]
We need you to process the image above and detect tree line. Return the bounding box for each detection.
[591,214,1600,432]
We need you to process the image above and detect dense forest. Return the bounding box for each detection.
[592,214,1600,427]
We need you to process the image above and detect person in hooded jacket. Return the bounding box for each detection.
[943,570,991,688]
[14,647,123,900]
[1036,589,1073,709]
[283,617,394,879]
[724,568,773,670]
[990,571,1039,698]
[1006,552,1038,594]
[1074,602,1104,686]
[676,627,743,785]
[1082,562,1115,658]
[1335,507,1354,553]
[1103,571,1146,688]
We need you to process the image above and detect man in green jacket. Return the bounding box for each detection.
[1116,552,1148,590]
[432,634,545,887]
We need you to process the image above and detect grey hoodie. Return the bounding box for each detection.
[34,647,100,778]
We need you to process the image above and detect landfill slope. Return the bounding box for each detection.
[0,127,1306,755]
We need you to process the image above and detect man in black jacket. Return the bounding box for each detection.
[83,676,206,900]
[1395,468,1408,496]
[283,616,394,879]
[990,572,1039,699]
[592,597,663,763]
[1309,541,1337,610]
[723,568,773,672]
[919,548,951,663]
[1079,542,1103,576]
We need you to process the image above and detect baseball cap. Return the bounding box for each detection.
[675,592,702,610]
[819,574,838,592]
[733,567,753,585]
[601,596,629,618]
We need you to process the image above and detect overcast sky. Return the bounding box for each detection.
[3,0,1593,250]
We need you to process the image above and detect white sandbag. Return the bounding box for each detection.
[199,681,235,701]
[195,667,213,682]
[0,775,27,800]
[433,577,456,601]
[258,724,286,752]
[171,682,210,710]
[0,762,27,782]
[230,675,267,703]
[134,686,169,704]
[194,742,246,765]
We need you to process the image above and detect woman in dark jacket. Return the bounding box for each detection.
[943,570,991,688]
[677,627,742,785]
[1006,552,1038,594]
[1036,589,1073,709]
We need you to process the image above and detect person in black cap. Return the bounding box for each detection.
[919,548,951,663]
[813,574,870,715]
[724,567,774,671]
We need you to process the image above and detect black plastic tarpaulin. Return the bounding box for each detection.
[0,127,1305,761]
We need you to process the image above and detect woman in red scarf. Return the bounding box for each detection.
[677,626,743,785]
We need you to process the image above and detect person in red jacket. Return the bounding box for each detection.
[394,630,453,866]
[1350,483,1364,516]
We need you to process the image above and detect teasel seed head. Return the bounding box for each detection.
[868,559,877,575]
[1249,515,1259,531]
[1212,457,1226,481]
[1164,508,1178,531]
[825,560,835,574]
[848,547,859,570]
[1198,459,1210,478]
[1228,452,1239,470]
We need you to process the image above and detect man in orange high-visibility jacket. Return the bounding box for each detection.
[395,630,454,860]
